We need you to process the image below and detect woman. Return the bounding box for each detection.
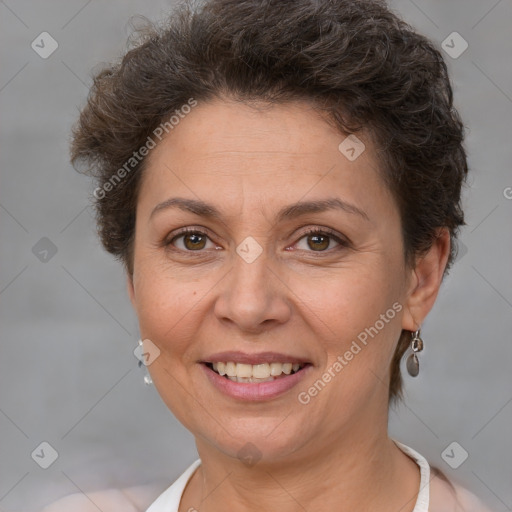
[43,0,493,510]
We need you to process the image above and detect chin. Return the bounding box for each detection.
[197,415,312,464]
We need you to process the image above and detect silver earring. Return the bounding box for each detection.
[406,329,424,377]
[137,339,153,385]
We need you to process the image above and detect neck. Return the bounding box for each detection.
[181,411,421,512]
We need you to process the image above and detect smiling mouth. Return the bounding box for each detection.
[204,361,309,383]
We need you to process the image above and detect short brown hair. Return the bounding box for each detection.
[70,0,469,404]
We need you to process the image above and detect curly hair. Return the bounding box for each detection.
[70,0,469,405]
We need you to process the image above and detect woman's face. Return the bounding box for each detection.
[128,98,419,463]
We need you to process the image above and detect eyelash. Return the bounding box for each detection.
[164,226,350,255]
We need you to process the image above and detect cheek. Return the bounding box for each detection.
[293,260,403,390]
[133,271,205,421]
[293,258,401,334]
[133,269,203,357]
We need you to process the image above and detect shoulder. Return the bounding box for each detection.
[430,472,494,512]
[39,482,167,512]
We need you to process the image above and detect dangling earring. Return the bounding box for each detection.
[137,339,153,385]
[406,329,424,377]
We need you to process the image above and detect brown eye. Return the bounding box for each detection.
[182,232,207,250]
[306,233,330,251]
[294,228,347,253]
[167,229,215,251]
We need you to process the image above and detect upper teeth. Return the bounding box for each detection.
[212,362,303,379]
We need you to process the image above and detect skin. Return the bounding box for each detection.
[127,98,450,512]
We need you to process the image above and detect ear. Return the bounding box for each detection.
[126,272,136,309]
[402,228,451,331]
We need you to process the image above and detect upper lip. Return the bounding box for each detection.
[200,351,312,365]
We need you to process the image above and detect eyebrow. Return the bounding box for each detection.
[150,197,370,223]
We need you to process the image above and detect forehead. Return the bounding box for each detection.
[151,98,373,160]
[138,98,391,219]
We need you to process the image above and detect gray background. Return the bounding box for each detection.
[1,0,511,510]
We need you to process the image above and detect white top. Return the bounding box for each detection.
[146,440,430,512]
[40,440,494,511]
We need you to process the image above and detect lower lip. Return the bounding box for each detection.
[201,363,312,401]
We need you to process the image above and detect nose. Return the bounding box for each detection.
[213,246,292,334]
